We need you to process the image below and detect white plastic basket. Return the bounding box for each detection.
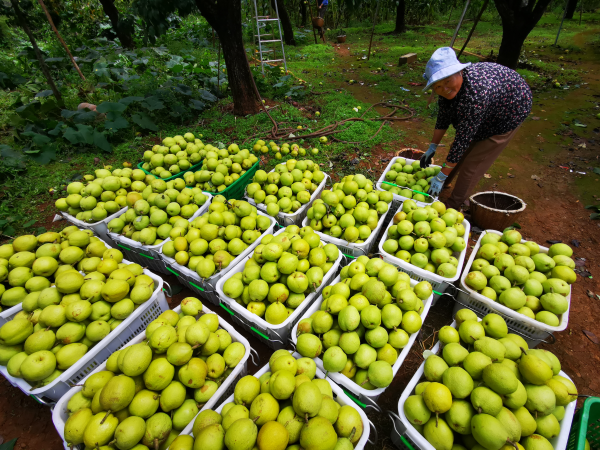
[0,263,167,404]
[390,320,576,450]
[51,302,256,450]
[107,193,212,275]
[161,212,276,306]
[377,203,471,302]
[245,164,329,227]
[456,229,570,344]
[215,227,343,351]
[375,157,442,208]
[177,350,376,449]
[291,274,433,404]
[60,207,128,248]
[301,200,395,258]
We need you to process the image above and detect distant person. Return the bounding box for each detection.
[420,47,532,210]
[317,0,328,39]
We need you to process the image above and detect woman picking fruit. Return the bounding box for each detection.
[420,47,532,209]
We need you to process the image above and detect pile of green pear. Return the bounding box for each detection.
[61,299,247,450]
[162,199,272,279]
[55,167,159,223]
[379,158,441,203]
[0,231,157,386]
[306,174,393,243]
[296,255,432,390]
[0,227,128,312]
[192,144,259,193]
[245,159,325,217]
[381,200,467,279]
[222,225,340,325]
[106,178,209,247]
[141,132,204,179]
[175,351,364,450]
[252,139,317,159]
[464,230,576,327]
[403,310,577,450]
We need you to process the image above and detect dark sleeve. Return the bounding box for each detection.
[435,98,451,130]
[446,96,489,164]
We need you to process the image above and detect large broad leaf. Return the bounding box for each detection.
[93,130,112,152]
[104,116,129,131]
[15,102,40,121]
[119,96,144,105]
[0,145,26,169]
[63,124,94,145]
[141,96,164,111]
[0,72,10,88]
[48,121,65,136]
[21,131,52,146]
[93,62,111,78]
[73,110,98,124]
[45,57,65,63]
[28,144,57,165]
[96,102,127,113]
[131,113,158,131]
[173,84,192,96]
[133,57,149,66]
[199,90,218,102]
[169,64,184,74]
[35,90,54,98]
[189,99,205,110]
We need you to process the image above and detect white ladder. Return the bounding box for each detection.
[252,0,288,75]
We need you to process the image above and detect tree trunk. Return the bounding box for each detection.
[10,0,63,105]
[565,0,578,19]
[98,0,135,48]
[300,0,307,26]
[493,0,553,69]
[394,0,406,33]
[197,0,261,116]
[272,0,296,45]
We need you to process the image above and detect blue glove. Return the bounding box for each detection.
[428,171,448,198]
[420,143,438,168]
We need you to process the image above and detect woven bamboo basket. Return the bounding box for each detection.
[469,191,526,231]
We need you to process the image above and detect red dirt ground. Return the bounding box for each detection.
[2,28,600,450]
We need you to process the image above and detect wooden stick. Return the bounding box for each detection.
[10,0,63,104]
[554,0,569,45]
[367,0,381,60]
[579,0,583,25]
[37,0,85,80]
[457,0,488,58]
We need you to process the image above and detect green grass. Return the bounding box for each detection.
[2,8,600,238]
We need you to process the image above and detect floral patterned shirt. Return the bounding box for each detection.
[435,62,533,163]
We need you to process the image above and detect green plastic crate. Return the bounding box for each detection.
[204,161,261,200]
[568,397,600,450]
[136,160,204,182]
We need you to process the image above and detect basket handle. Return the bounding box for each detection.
[162,281,173,298]
[249,348,261,367]
[367,418,378,446]
[387,411,417,450]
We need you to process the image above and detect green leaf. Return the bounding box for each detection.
[594,167,600,175]
[0,145,26,169]
[119,96,144,105]
[131,113,158,131]
[21,131,52,146]
[28,144,57,165]
[199,90,218,102]
[93,130,112,152]
[63,124,94,145]
[140,96,164,111]
[2,225,16,236]
[104,116,129,131]
[585,204,600,210]
[189,99,205,110]
[23,219,36,228]
[96,102,127,113]
[591,213,600,220]
[93,63,111,78]
[173,84,192,96]
[35,90,54,98]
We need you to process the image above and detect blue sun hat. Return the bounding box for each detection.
[423,47,471,91]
